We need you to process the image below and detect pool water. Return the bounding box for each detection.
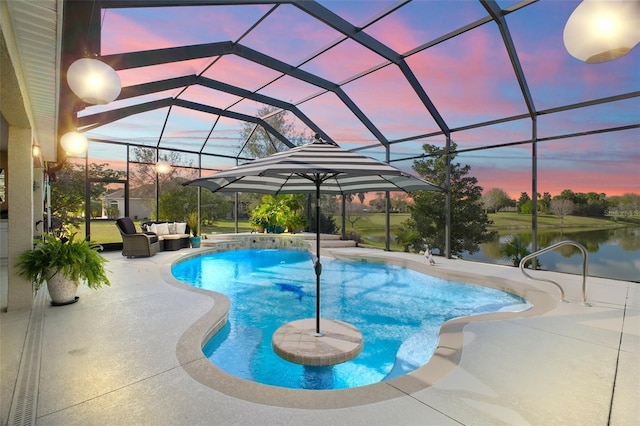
[172,249,529,390]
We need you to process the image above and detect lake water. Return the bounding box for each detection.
[463,226,639,283]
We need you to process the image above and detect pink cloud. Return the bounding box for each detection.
[180,86,242,110]
[114,59,212,87]
[365,13,424,54]
[102,9,278,88]
[300,38,387,83]
[102,14,215,85]
[102,13,175,54]
[241,4,341,66]
[518,39,639,109]
[202,55,282,93]
[258,75,323,103]
[102,6,269,53]
[405,28,529,126]
[298,92,381,146]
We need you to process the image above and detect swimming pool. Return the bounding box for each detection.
[172,248,530,390]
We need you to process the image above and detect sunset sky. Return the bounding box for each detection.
[80,1,639,200]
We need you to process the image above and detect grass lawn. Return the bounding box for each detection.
[206,219,254,234]
[81,211,629,247]
[344,213,409,250]
[488,211,628,233]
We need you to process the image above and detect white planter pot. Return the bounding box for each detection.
[47,273,79,305]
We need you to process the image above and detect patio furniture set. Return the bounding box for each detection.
[115,217,191,258]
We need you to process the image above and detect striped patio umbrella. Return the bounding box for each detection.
[183,140,441,334]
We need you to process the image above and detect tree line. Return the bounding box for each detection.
[482,188,639,220]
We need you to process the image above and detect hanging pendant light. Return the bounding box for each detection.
[156,160,171,174]
[60,132,89,156]
[67,58,121,104]
[563,0,640,64]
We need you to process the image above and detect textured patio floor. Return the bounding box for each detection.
[2,245,638,425]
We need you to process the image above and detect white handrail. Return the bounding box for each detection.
[519,240,589,305]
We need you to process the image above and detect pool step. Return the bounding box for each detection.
[317,239,357,248]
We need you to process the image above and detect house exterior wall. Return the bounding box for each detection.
[130,199,152,220]
[103,196,153,220]
[6,127,36,311]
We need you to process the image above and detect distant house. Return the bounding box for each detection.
[102,184,155,220]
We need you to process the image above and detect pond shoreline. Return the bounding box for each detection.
[491,222,634,233]
[465,225,640,283]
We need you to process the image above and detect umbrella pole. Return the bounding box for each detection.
[314,180,322,336]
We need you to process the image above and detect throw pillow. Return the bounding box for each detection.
[149,223,157,234]
[168,222,177,234]
[175,222,187,234]
[155,222,170,236]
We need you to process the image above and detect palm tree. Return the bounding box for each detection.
[499,235,538,267]
[395,219,422,252]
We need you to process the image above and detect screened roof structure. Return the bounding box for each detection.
[48,0,637,193]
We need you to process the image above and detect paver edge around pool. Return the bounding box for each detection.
[160,246,557,409]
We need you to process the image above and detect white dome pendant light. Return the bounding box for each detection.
[67,57,121,104]
[60,131,89,156]
[563,0,640,63]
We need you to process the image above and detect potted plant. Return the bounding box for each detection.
[250,195,304,234]
[249,208,269,233]
[186,212,201,248]
[285,214,306,233]
[16,232,110,305]
[282,194,306,233]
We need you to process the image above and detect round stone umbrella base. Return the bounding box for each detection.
[272,318,363,366]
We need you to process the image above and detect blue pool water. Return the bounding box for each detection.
[172,249,529,390]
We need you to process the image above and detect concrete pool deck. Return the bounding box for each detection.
[1,245,638,425]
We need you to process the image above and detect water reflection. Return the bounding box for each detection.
[465,227,640,282]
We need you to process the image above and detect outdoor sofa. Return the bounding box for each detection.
[140,221,191,251]
[116,218,192,257]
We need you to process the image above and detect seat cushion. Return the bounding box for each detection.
[160,234,181,240]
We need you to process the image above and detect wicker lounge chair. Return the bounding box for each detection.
[116,217,160,258]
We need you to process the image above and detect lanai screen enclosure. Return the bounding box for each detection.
[19,0,636,246]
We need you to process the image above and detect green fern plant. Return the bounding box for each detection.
[16,233,110,291]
